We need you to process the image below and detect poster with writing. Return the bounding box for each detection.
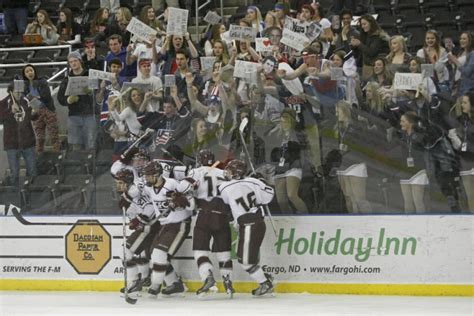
[284,17,322,42]
[228,25,256,42]
[89,69,115,82]
[305,22,323,42]
[200,56,217,72]
[393,73,423,90]
[204,11,221,25]
[167,8,189,36]
[280,28,309,52]
[234,60,258,83]
[255,37,273,52]
[126,17,158,43]
[164,74,176,87]
[121,82,153,93]
[65,76,90,96]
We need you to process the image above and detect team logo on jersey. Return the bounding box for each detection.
[135,197,149,208]
[153,200,171,212]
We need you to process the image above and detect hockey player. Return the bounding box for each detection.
[116,168,159,295]
[111,147,150,180]
[157,145,190,181]
[187,149,235,297]
[218,159,276,296]
[141,160,195,296]
[111,147,154,288]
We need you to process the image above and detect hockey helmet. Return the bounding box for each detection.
[115,168,134,184]
[197,149,215,167]
[132,148,150,170]
[142,160,163,176]
[224,159,247,180]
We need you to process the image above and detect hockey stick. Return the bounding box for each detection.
[238,118,278,237]
[205,160,221,175]
[122,206,138,305]
[238,117,256,175]
[11,207,121,226]
[159,147,186,166]
[261,204,278,238]
[121,129,154,158]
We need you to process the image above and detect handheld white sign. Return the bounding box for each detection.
[393,73,423,90]
[126,17,158,43]
[229,25,256,42]
[255,37,273,52]
[204,11,221,25]
[166,8,189,36]
[65,76,90,96]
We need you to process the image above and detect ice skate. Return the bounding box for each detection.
[147,284,162,298]
[141,276,151,288]
[222,274,235,298]
[252,274,274,297]
[196,271,218,297]
[161,278,187,297]
[120,278,142,295]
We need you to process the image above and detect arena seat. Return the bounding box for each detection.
[0,176,21,209]
[39,67,60,79]
[0,35,11,48]
[21,175,59,214]
[60,150,95,176]
[4,51,34,63]
[96,148,114,175]
[93,172,119,215]
[405,27,426,52]
[63,0,86,13]
[38,0,64,16]
[56,174,94,214]
[1,68,22,83]
[4,35,24,48]
[30,49,61,62]
[372,0,391,15]
[36,151,62,177]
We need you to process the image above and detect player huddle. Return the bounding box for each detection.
[112,145,275,300]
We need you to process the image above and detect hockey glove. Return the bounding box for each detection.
[169,192,190,209]
[120,146,139,164]
[129,217,146,232]
[118,193,132,210]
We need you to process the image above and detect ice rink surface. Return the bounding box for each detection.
[0,292,472,316]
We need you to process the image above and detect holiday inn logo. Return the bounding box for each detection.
[274,228,417,262]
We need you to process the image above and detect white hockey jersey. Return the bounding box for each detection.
[142,177,194,225]
[111,160,152,220]
[125,184,155,222]
[157,159,189,181]
[187,166,226,201]
[218,177,275,221]
[110,160,146,192]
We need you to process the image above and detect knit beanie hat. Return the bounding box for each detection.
[67,50,82,62]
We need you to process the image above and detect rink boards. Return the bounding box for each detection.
[0,214,472,296]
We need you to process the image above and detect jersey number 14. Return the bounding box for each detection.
[235,191,257,212]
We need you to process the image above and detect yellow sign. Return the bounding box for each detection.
[65,220,111,275]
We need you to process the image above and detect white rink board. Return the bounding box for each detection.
[0,215,473,285]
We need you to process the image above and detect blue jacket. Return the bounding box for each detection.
[459,51,474,96]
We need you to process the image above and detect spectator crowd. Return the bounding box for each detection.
[1,0,473,215]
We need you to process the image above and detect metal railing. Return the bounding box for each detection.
[194,0,224,41]
[0,44,71,85]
